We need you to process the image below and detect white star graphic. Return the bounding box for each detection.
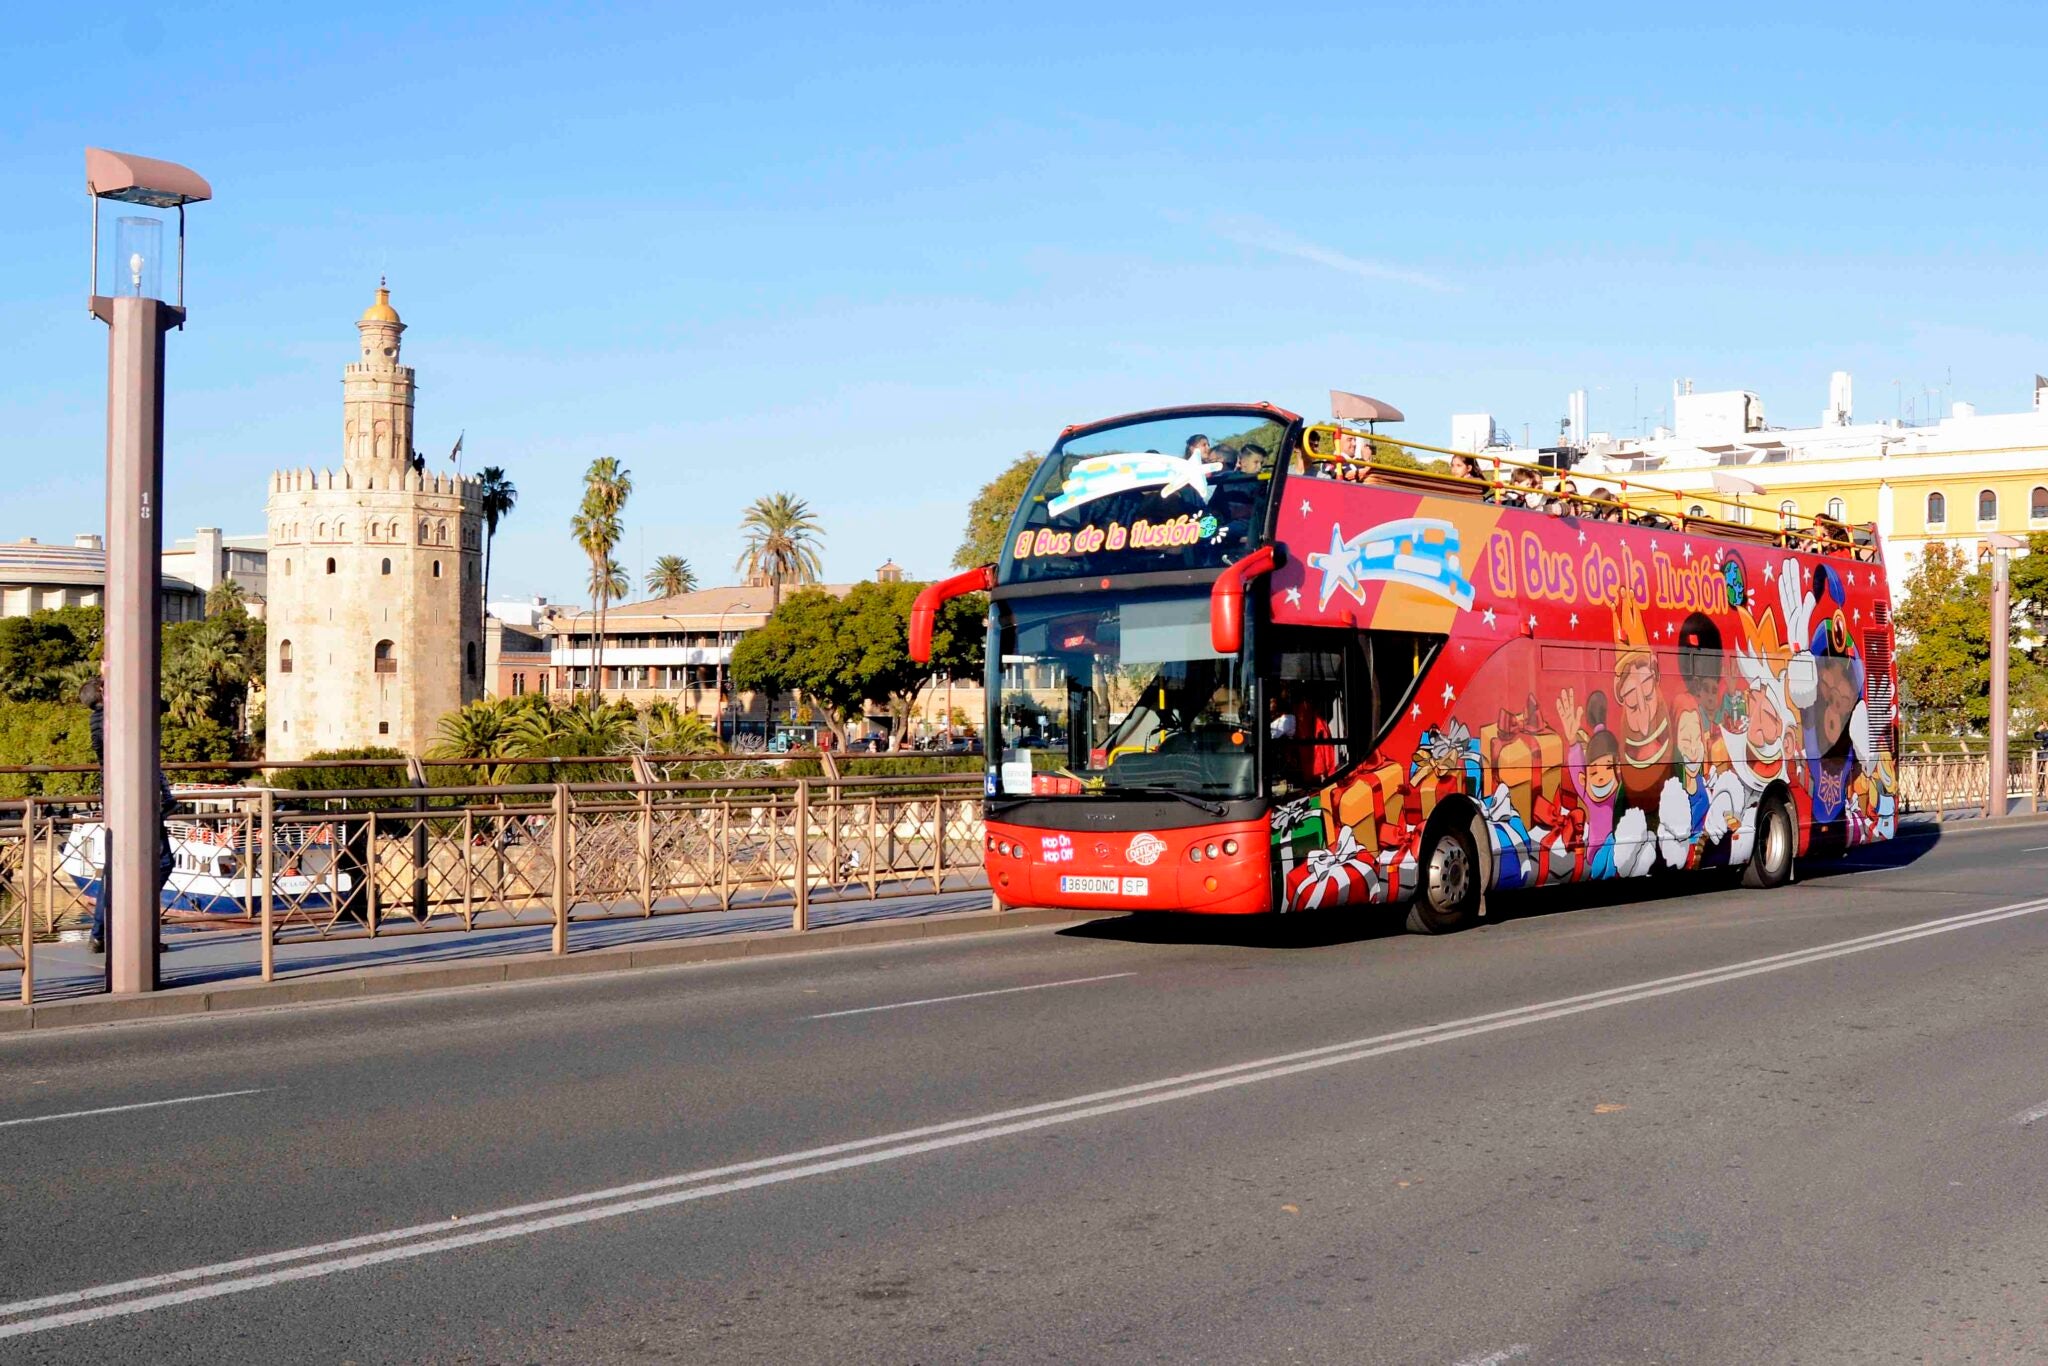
[1763,561,1775,582]
[1682,542,1693,560]
[1569,612,1580,628]
[1650,538,1659,552]
[1306,522,1366,611]
[1157,452,1221,503]
[1526,614,1537,631]
[1441,683,1456,704]
[1665,622,1676,637]
[1299,497,1312,516]
[1853,607,1861,622]
[1284,586,1302,607]
[1577,529,1587,545]
[1481,606,1497,628]
[1410,702,1422,719]
[1847,570,1857,585]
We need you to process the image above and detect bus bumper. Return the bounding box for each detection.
[984,818,1273,915]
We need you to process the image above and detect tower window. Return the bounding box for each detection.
[1927,492,1946,524]
[378,721,390,734]
[325,558,336,575]
[466,642,479,679]
[374,640,397,674]
[1979,489,1998,522]
[433,560,442,578]
[279,640,293,674]
[419,520,430,542]
[436,521,448,545]
[381,558,391,575]
[284,559,292,577]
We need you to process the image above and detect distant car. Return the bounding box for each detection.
[941,736,983,756]
[847,735,891,753]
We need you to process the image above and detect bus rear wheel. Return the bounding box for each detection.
[1406,822,1481,935]
[1742,791,1796,889]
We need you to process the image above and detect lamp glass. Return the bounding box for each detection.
[112,215,164,300]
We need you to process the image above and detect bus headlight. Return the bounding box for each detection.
[1222,838,1239,856]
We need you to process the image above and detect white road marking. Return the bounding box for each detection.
[0,1089,269,1131]
[808,972,1134,1019]
[2011,1100,2048,1127]
[5,895,2048,1340]
[1452,1347,1532,1366]
[2022,845,2048,853]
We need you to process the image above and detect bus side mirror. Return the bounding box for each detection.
[910,564,994,663]
[1210,545,1282,655]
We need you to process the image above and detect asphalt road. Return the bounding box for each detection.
[4,821,2048,1364]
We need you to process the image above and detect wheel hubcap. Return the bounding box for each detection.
[1431,842,1470,908]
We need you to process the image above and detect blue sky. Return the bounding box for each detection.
[6,2,2046,604]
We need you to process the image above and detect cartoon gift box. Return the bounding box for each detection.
[1531,788,1588,885]
[1269,794,1330,877]
[1479,698,1568,828]
[1331,761,1408,853]
[1375,816,1426,903]
[1284,826,1382,910]
[1482,784,1537,891]
[1409,721,1481,822]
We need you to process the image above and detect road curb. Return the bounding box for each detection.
[0,904,1100,1035]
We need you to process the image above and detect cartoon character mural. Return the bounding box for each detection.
[1267,479,1901,913]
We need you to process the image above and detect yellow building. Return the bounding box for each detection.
[1570,374,2048,593]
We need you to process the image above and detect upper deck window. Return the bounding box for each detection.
[999,409,1292,585]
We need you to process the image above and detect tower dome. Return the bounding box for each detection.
[360,279,401,324]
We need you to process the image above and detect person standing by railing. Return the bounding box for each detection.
[79,672,174,956]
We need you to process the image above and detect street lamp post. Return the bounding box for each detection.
[1986,532,2023,818]
[714,600,752,745]
[86,148,210,996]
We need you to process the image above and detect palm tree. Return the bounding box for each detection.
[477,466,518,642]
[571,458,632,700]
[429,696,519,784]
[645,555,697,599]
[736,492,825,610]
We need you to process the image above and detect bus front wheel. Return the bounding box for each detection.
[1742,791,1796,889]
[1406,822,1481,935]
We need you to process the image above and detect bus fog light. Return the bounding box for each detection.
[1189,847,1203,862]
[1222,838,1239,856]
[1205,842,1220,859]
[1204,875,1218,892]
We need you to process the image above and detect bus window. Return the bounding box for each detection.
[1266,641,1352,794]
[1365,630,1445,745]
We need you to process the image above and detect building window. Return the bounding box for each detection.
[284,558,292,577]
[374,639,397,674]
[1778,499,1797,520]
[279,640,293,674]
[466,642,479,679]
[378,722,390,735]
[381,558,391,575]
[1927,492,1946,525]
[513,672,526,696]
[1687,504,1704,518]
[419,520,430,542]
[433,560,442,578]
[436,521,448,545]
[1826,496,1845,520]
[2033,487,2048,521]
[325,557,336,575]
[1979,489,1998,522]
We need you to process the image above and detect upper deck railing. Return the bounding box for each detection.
[1299,424,1881,562]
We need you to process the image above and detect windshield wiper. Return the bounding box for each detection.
[1102,784,1230,817]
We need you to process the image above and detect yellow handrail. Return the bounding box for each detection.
[1299,423,1872,556]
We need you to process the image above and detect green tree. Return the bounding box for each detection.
[953,453,1040,568]
[736,493,825,610]
[0,700,96,798]
[0,608,101,702]
[205,578,246,617]
[645,554,697,598]
[571,457,632,701]
[478,465,518,642]
[730,582,984,745]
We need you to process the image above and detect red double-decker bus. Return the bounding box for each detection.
[911,402,1899,932]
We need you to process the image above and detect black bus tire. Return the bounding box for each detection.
[1406,820,1481,935]
[1742,791,1796,889]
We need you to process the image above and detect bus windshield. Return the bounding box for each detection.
[1000,408,1291,585]
[993,588,1253,799]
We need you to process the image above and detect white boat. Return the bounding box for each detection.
[57,810,353,916]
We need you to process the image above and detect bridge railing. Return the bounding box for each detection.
[0,767,990,1001]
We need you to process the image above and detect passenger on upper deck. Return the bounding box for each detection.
[1504,466,1543,510]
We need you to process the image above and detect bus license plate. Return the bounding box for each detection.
[1060,875,1119,895]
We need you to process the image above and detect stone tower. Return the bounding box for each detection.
[264,284,483,760]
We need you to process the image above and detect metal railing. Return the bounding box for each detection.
[0,769,989,1003]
